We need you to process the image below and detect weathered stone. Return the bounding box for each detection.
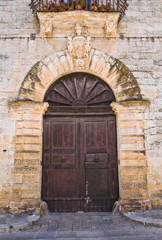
[27,214,40,223]
[112,201,121,215]
[40,201,50,218]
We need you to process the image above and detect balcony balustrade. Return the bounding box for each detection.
[30,0,128,20]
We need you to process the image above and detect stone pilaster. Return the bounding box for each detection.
[9,101,49,213]
[111,101,152,211]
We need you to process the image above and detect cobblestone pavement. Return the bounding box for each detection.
[0,212,162,239]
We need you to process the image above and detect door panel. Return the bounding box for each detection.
[42,117,81,212]
[42,114,118,212]
[83,116,118,211]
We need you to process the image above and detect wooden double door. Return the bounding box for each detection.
[42,110,118,212]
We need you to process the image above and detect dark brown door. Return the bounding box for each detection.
[42,72,118,212]
[42,113,118,212]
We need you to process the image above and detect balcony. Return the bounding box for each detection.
[30,0,128,20]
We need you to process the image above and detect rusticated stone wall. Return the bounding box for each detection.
[0,0,162,212]
[111,101,151,211]
[9,102,48,213]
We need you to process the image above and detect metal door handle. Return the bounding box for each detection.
[61,155,66,163]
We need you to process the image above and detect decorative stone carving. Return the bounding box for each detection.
[41,21,52,38]
[37,12,120,39]
[75,23,82,36]
[105,20,116,37]
[68,28,91,69]
[105,19,117,37]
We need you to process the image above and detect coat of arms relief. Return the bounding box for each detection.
[67,24,91,69]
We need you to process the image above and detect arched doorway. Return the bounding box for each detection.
[9,48,150,214]
[42,72,119,212]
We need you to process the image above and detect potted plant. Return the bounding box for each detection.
[40,5,48,11]
[75,0,84,10]
[90,4,98,11]
[99,5,107,12]
[67,2,74,10]
[57,3,65,11]
[49,3,57,11]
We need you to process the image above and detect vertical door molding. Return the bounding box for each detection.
[9,101,49,213]
[111,101,152,211]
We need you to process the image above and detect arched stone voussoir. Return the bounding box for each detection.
[19,49,143,102]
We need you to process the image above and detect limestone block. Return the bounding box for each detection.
[120,189,148,199]
[16,113,41,121]
[122,175,147,183]
[13,174,22,184]
[15,143,40,152]
[18,183,40,191]
[21,191,40,199]
[45,61,59,78]
[16,128,41,136]
[14,159,40,167]
[15,136,40,144]
[121,166,146,176]
[14,167,40,174]
[15,152,40,160]
[120,159,147,167]
[120,151,146,160]
[22,175,40,183]
[120,142,145,151]
[16,121,41,129]
[0,188,12,200]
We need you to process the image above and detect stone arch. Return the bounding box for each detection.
[19,49,142,102]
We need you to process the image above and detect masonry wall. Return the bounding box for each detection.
[0,0,162,212]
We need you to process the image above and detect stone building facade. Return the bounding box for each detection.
[0,0,162,213]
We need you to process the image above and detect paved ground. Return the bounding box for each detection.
[123,209,162,228]
[0,212,162,240]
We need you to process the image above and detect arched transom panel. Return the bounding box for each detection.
[44,72,115,107]
[19,49,142,102]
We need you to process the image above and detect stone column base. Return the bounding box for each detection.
[112,198,152,214]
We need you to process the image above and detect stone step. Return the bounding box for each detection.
[35,238,161,240]
[33,230,162,239]
[1,229,162,240]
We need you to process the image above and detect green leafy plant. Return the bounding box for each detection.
[57,3,65,11]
